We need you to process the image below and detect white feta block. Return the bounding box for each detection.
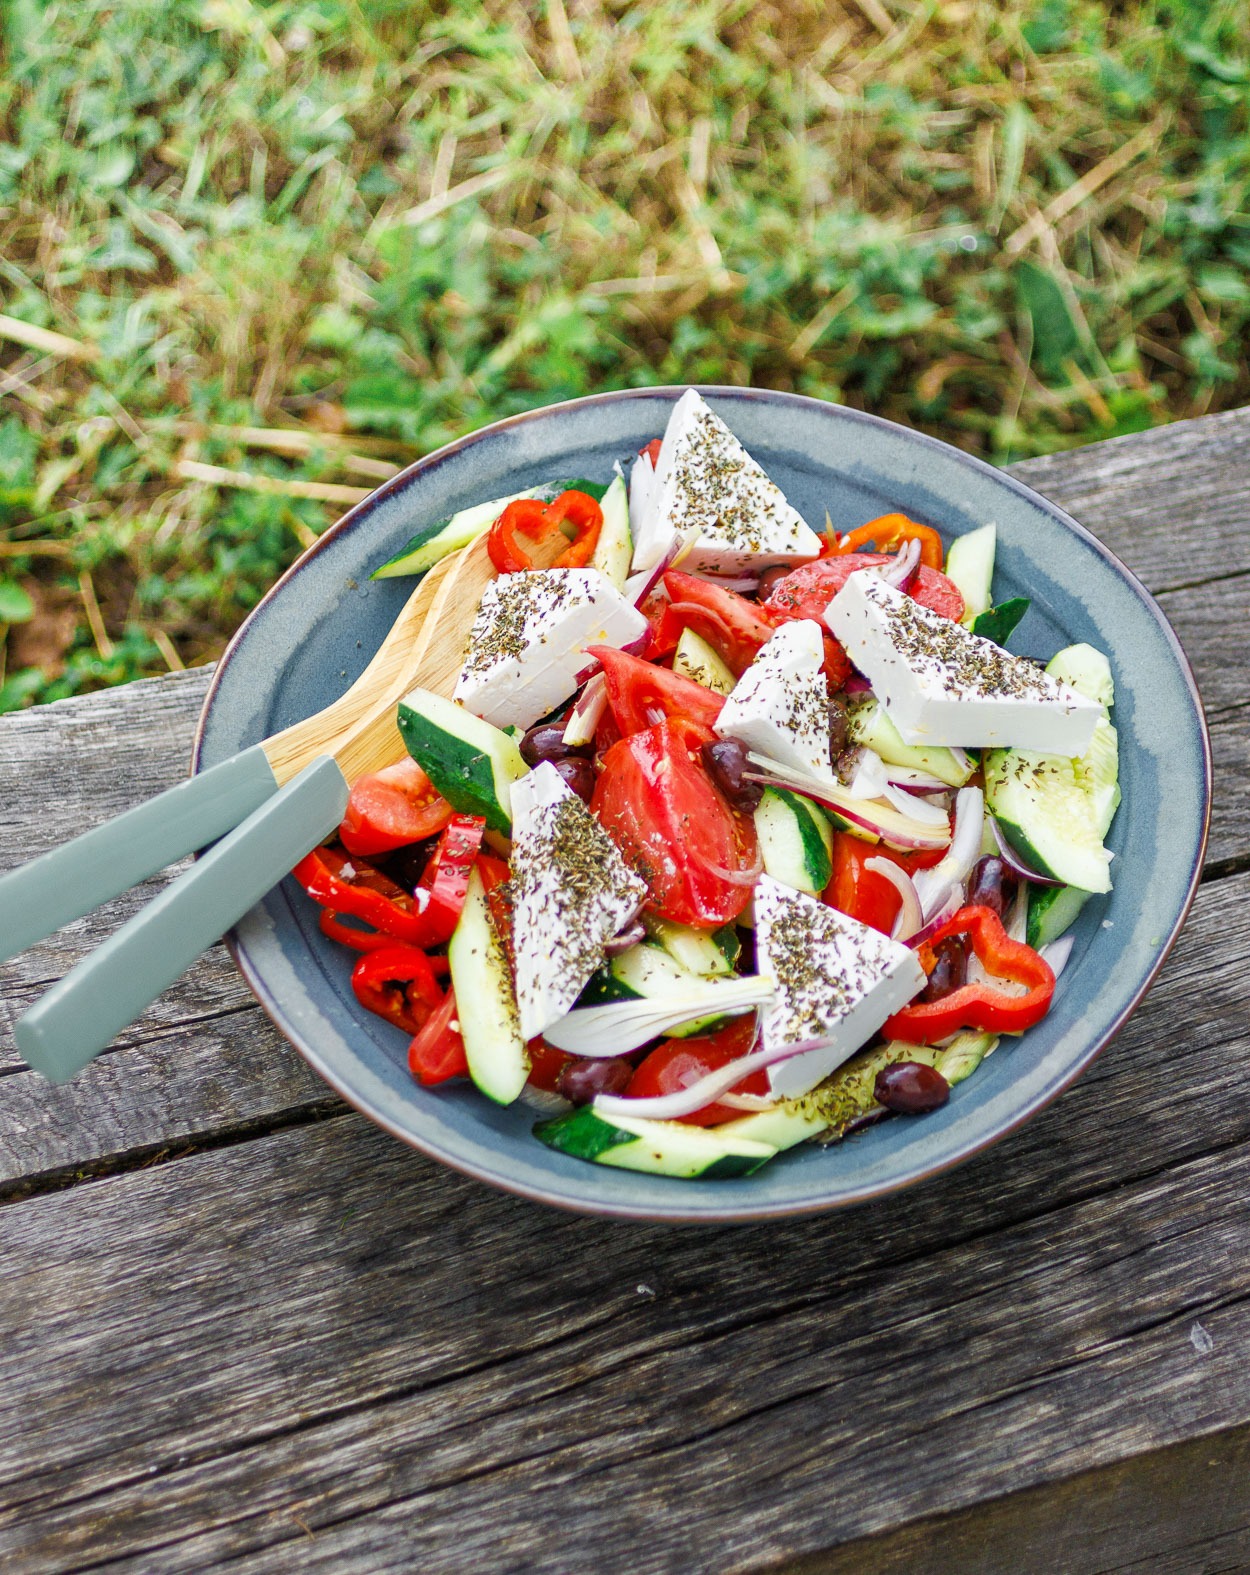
[754,875,926,1098]
[825,569,1101,756]
[454,568,647,731]
[509,763,648,1041]
[715,620,832,778]
[630,389,823,576]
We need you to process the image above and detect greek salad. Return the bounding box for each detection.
[292,390,1120,1181]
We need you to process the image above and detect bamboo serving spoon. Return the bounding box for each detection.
[13,536,499,1082]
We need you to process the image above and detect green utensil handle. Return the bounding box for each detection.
[0,744,280,965]
[16,755,349,1084]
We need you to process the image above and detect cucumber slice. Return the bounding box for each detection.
[397,687,528,834]
[1026,884,1089,949]
[983,643,1119,894]
[970,597,1030,647]
[754,787,834,895]
[944,522,996,623]
[643,917,733,976]
[371,477,607,579]
[846,697,973,787]
[672,627,737,695]
[449,866,527,1105]
[589,472,632,590]
[575,942,737,1038]
[533,1107,776,1178]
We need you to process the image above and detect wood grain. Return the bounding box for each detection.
[0,407,1248,1574]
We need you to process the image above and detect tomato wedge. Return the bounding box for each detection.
[763,553,965,625]
[588,644,725,736]
[408,987,468,1085]
[339,757,453,858]
[625,1016,765,1125]
[824,832,947,935]
[660,569,777,676]
[590,717,758,927]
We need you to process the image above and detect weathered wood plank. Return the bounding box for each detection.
[1009,404,1250,593]
[1,1072,1249,1572]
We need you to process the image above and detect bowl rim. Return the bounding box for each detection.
[193,384,1212,1222]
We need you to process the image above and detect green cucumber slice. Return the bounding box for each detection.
[533,1107,776,1178]
[971,597,1030,647]
[589,472,632,590]
[396,688,528,835]
[754,787,834,895]
[1026,884,1089,949]
[944,522,996,622]
[846,698,973,787]
[372,477,608,579]
[672,627,737,695]
[449,866,527,1105]
[643,917,733,976]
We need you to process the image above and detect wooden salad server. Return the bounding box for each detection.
[15,537,498,1083]
[0,550,464,967]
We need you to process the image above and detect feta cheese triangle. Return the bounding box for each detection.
[509,763,648,1041]
[825,569,1101,755]
[754,874,926,1098]
[715,620,832,778]
[454,567,647,731]
[631,390,823,575]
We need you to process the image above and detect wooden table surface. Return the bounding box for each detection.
[2,408,1248,1574]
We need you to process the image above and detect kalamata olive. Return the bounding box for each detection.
[379,839,439,892]
[556,1057,633,1106]
[874,1061,951,1114]
[966,855,1010,919]
[920,935,968,1002]
[701,739,764,813]
[756,564,792,600]
[520,724,578,767]
[552,756,596,804]
[827,694,849,760]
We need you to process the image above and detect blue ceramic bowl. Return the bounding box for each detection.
[194,388,1210,1221]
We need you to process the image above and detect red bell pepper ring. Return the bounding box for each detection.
[408,986,469,1085]
[318,909,397,953]
[487,489,604,575]
[417,813,486,941]
[293,845,443,948]
[882,905,1056,1044]
[351,944,445,1035]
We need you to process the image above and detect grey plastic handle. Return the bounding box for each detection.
[16,755,350,1084]
[0,744,280,965]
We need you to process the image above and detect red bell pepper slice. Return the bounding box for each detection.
[661,569,776,676]
[408,986,469,1085]
[834,513,945,572]
[293,845,445,948]
[487,489,604,574]
[318,909,397,952]
[351,944,445,1035]
[882,905,1056,1043]
[587,643,725,736]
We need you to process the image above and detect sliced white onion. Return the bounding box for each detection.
[714,1091,779,1113]
[745,755,953,851]
[947,745,974,775]
[544,976,775,1057]
[882,781,950,826]
[912,785,984,919]
[844,749,885,799]
[593,1033,828,1123]
[1006,877,1029,943]
[562,673,608,747]
[1038,934,1075,977]
[907,887,962,947]
[865,856,924,942]
[627,452,662,570]
[883,765,951,791]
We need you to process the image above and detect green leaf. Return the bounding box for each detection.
[0,580,35,623]
[971,598,1030,646]
[1014,260,1081,379]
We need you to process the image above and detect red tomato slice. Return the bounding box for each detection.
[407,987,468,1085]
[763,553,965,625]
[526,1038,574,1095]
[590,717,758,927]
[824,832,947,935]
[339,758,454,858]
[626,1016,765,1126]
[660,570,777,676]
[588,644,725,736]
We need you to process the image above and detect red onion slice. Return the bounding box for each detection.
[990,816,1064,888]
[1038,934,1075,977]
[745,760,953,851]
[882,780,950,826]
[844,674,874,695]
[603,919,647,957]
[880,537,922,590]
[865,856,924,942]
[911,785,984,917]
[562,672,608,747]
[624,527,698,607]
[700,847,765,887]
[907,887,962,947]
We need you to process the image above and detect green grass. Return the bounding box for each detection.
[0,0,1247,708]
